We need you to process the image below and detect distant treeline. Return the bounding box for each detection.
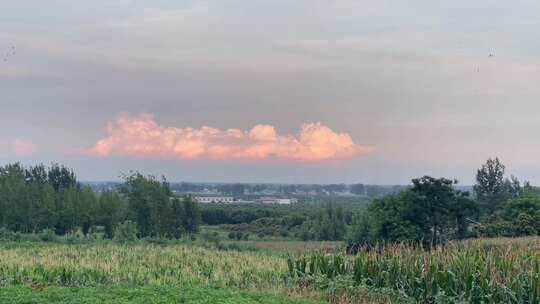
[3,158,540,246]
[0,163,201,239]
[176,183,406,197]
[347,158,540,250]
[200,201,362,241]
[98,182,406,197]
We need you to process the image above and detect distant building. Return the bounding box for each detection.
[258,197,297,204]
[194,196,234,204]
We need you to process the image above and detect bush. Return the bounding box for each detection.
[0,227,17,241]
[144,236,172,246]
[87,226,106,241]
[38,228,57,242]
[202,231,220,245]
[228,232,236,239]
[64,228,86,244]
[113,221,138,244]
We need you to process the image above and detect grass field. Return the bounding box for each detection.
[0,285,321,304]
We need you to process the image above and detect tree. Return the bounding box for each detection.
[113,220,138,243]
[346,211,373,252]
[47,163,78,192]
[120,173,172,237]
[168,197,187,238]
[97,191,126,238]
[474,158,507,215]
[450,193,478,239]
[410,176,459,247]
[368,192,420,243]
[350,184,365,196]
[348,176,478,247]
[183,196,201,234]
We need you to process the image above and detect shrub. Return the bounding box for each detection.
[38,228,57,242]
[202,231,220,245]
[144,236,171,246]
[87,226,106,241]
[0,227,17,241]
[64,228,86,244]
[113,220,138,244]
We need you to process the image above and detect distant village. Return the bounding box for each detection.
[82,181,416,205]
[192,196,297,205]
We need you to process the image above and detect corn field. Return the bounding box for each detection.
[287,237,540,303]
[2,238,540,303]
[0,244,286,291]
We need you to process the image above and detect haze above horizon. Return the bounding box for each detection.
[2,0,540,184]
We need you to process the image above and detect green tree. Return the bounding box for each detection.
[120,173,172,237]
[368,192,420,243]
[168,197,187,238]
[474,158,507,215]
[450,193,478,239]
[47,163,78,192]
[97,191,126,238]
[183,196,201,234]
[113,220,138,243]
[409,176,459,246]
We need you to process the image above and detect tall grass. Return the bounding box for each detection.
[0,243,286,291]
[287,237,540,303]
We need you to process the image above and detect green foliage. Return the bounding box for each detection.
[347,176,478,249]
[0,285,322,304]
[0,164,202,242]
[113,220,138,244]
[38,228,57,242]
[297,204,347,241]
[473,158,531,217]
[474,158,506,216]
[480,196,540,237]
[0,227,18,241]
[120,172,201,238]
[287,239,540,303]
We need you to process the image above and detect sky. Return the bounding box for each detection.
[2,0,540,184]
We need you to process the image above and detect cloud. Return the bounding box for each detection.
[12,139,37,157]
[91,113,372,162]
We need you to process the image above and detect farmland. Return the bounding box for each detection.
[1,237,540,303]
[3,161,540,303]
[0,239,339,303]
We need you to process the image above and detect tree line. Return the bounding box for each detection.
[346,158,540,250]
[0,163,201,239]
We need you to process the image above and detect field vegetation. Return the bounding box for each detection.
[3,158,540,302]
[288,237,540,303]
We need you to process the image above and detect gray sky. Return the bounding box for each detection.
[2,0,540,184]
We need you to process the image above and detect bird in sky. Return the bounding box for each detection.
[2,45,16,62]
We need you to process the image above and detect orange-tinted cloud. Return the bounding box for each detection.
[12,139,37,157]
[91,113,372,162]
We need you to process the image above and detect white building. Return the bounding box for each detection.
[194,196,234,204]
[259,197,297,204]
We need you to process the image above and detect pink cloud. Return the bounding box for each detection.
[91,113,372,162]
[12,139,37,157]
